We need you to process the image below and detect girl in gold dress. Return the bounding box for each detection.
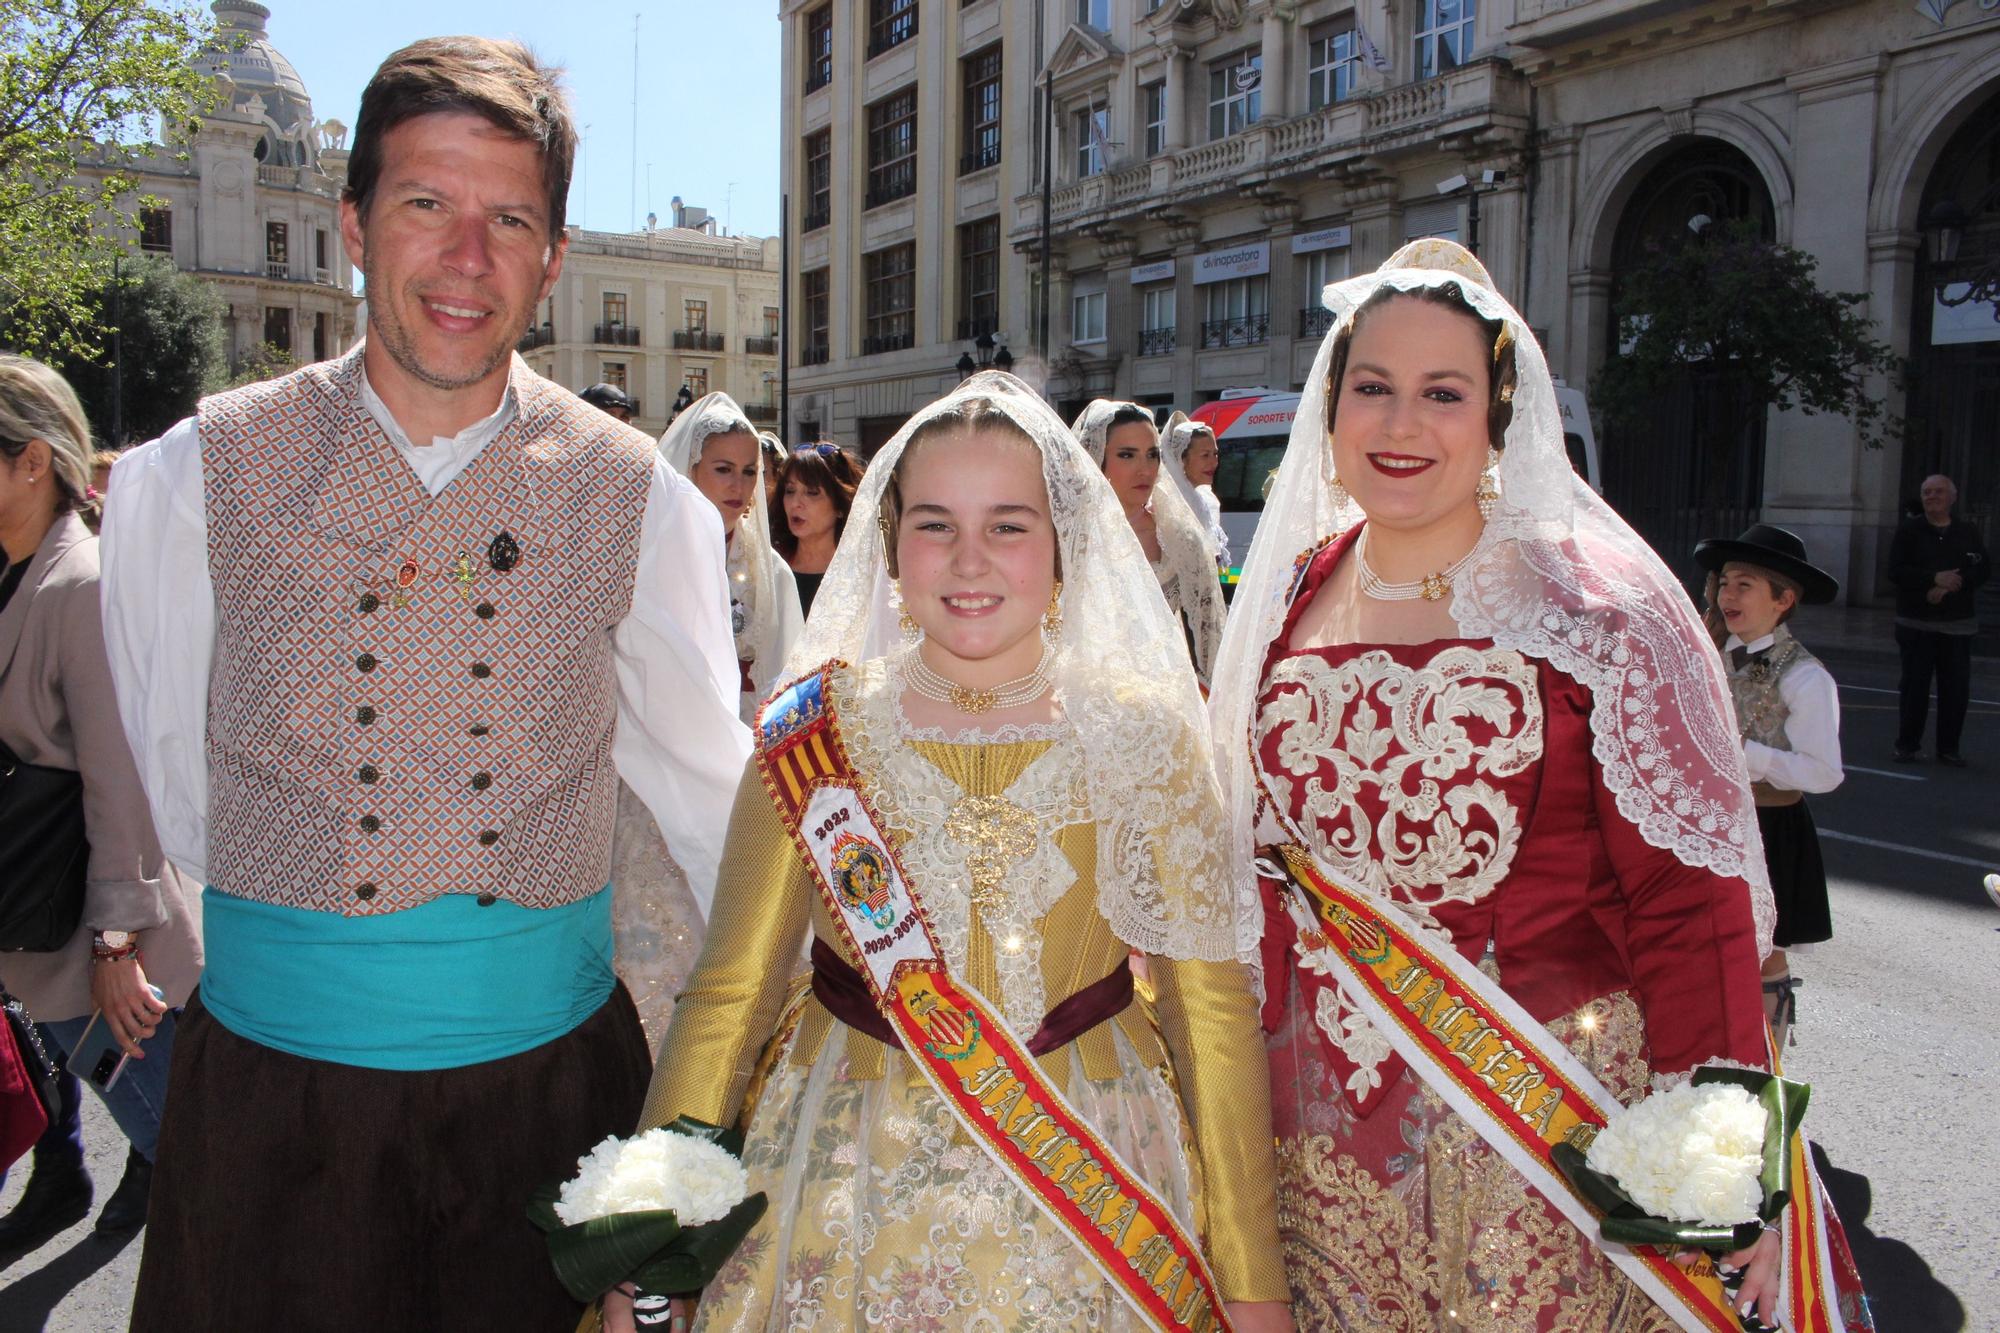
[605,371,1292,1333]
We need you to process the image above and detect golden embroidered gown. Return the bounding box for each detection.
[1254,539,1771,1333]
[642,664,1288,1329]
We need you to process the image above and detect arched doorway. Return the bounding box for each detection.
[1601,140,1777,579]
[1905,91,2000,559]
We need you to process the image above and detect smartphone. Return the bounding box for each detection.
[68,984,165,1091]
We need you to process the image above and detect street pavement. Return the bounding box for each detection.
[3,642,1995,1331]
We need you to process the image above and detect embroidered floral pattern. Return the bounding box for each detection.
[1258,646,1544,917]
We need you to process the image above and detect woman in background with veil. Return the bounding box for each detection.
[1206,240,1871,1331]
[1073,400,1227,685]
[1162,412,1230,573]
[659,392,805,723]
[605,371,1291,1332]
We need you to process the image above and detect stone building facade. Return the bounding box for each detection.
[514,225,784,439]
[779,0,2000,601]
[81,1,360,379]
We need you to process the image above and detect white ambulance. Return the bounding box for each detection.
[1190,383,1600,581]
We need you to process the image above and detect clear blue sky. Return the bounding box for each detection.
[265,0,782,238]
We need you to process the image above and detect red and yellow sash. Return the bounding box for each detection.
[756,666,1232,1333]
[1275,844,1853,1333]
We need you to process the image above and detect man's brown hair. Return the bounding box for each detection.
[343,37,577,236]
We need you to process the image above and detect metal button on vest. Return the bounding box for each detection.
[357,592,380,614]
[474,602,496,619]
[476,892,498,907]
[477,830,500,846]
[355,882,377,901]
[355,653,377,673]
[467,723,491,737]
[357,764,380,784]
[358,814,381,833]
[469,771,492,790]
[355,705,377,726]
[469,662,491,679]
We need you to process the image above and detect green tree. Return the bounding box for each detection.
[1593,220,1904,453]
[49,254,226,443]
[0,0,219,358]
[224,340,298,389]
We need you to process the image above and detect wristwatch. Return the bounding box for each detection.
[94,930,135,949]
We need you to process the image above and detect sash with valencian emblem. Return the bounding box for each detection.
[756,665,1233,1333]
[1268,842,1858,1333]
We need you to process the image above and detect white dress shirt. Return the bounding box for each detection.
[1727,632,1844,795]
[99,376,752,918]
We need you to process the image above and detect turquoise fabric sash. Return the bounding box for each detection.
[198,885,615,1071]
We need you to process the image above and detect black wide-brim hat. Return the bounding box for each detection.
[1693,523,1840,604]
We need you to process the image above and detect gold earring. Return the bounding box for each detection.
[892,580,921,641]
[1043,580,1064,640]
[1329,472,1349,509]
[1476,448,1501,520]
[1498,383,1515,404]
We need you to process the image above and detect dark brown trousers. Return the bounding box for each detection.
[131,985,651,1333]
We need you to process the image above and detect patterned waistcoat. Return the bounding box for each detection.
[200,348,655,915]
[1727,626,1820,800]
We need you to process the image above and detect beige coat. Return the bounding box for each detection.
[0,512,201,1020]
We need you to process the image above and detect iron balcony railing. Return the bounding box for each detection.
[672,329,726,351]
[593,323,641,346]
[1200,314,1269,349]
[1138,326,1177,357]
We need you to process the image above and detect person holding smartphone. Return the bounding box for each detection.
[0,355,203,1251]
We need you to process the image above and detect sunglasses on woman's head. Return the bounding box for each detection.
[793,442,839,459]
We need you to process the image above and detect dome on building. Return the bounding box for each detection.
[198,2,319,168]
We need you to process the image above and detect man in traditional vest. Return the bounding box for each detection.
[99,37,751,1328]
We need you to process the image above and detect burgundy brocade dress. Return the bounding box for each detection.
[1254,533,1770,1332]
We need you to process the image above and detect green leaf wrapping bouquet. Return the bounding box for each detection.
[528,1116,768,1302]
[1552,1067,1811,1254]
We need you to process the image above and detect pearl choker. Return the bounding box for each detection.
[1355,531,1479,603]
[900,645,1053,715]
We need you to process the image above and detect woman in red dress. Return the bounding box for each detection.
[1206,241,1872,1332]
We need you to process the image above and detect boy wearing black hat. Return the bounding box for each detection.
[1695,524,1843,1051]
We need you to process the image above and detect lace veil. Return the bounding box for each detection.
[1161,411,1230,567]
[659,392,803,703]
[781,371,1244,962]
[1208,239,1776,962]
[1071,400,1228,683]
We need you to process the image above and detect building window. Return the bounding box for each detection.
[684,299,708,333]
[1076,0,1109,27]
[802,268,830,364]
[1201,276,1269,348]
[957,218,999,339]
[138,206,172,253]
[1308,27,1361,110]
[265,220,289,279]
[803,129,832,231]
[960,45,1002,175]
[863,243,916,354]
[603,292,628,327]
[1142,81,1166,157]
[805,5,833,93]
[313,310,328,361]
[1207,53,1262,141]
[867,0,917,58]
[865,89,918,207]
[1298,247,1350,336]
[1072,104,1109,179]
[603,361,628,392]
[683,366,708,397]
[764,306,781,338]
[1072,289,1107,344]
[1138,283,1175,355]
[1415,0,1476,80]
[264,306,292,353]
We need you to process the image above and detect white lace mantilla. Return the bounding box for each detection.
[1257,647,1544,921]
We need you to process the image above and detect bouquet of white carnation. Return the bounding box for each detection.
[528,1116,767,1303]
[1553,1067,1810,1253]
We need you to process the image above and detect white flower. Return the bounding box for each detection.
[1584,1081,1768,1226]
[554,1129,750,1228]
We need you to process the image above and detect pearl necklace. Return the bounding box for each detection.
[900,645,1053,715]
[1355,532,1478,603]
